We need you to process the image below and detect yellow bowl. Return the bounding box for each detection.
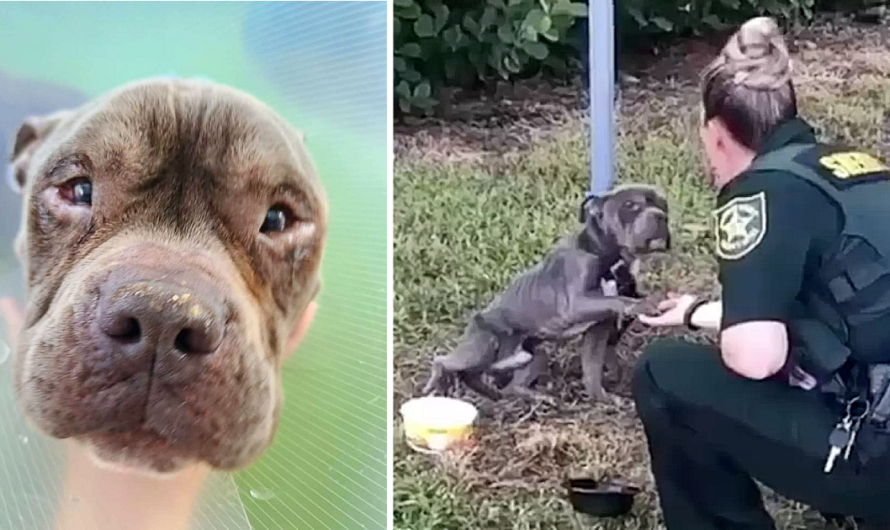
[399,396,479,453]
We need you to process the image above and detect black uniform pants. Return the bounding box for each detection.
[632,339,890,529]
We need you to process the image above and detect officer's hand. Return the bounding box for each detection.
[638,293,698,327]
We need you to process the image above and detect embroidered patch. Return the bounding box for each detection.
[819,151,889,179]
[712,191,767,260]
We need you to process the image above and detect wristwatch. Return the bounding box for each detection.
[683,297,709,331]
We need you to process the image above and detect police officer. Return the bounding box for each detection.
[633,16,890,529]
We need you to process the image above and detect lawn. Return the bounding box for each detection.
[393,18,890,530]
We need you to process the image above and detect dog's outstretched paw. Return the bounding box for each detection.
[627,295,661,319]
[583,382,610,403]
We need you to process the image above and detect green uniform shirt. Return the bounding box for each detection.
[716,118,844,330]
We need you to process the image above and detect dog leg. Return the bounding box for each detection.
[580,322,613,402]
[421,357,449,395]
[490,350,533,371]
[459,371,502,400]
[429,332,525,400]
[572,295,641,325]
[503,353,553,404]
[501,338,553,403]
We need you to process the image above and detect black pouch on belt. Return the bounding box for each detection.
[787,317,853,385]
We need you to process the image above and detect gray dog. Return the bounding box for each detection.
[7,78,327,474]
[422,185,670,402]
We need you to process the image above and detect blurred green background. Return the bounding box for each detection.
[0,2,387,529]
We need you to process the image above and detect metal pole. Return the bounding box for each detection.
[588,0,615,196]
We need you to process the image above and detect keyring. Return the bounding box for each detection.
[847,396,870,420]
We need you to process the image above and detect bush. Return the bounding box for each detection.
[394,0,826,117]
[619,0,818,38]
[394,0,588,116]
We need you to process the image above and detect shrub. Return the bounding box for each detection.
[619,0,818,38]
[394,0,588,116]
[394,0,828,117]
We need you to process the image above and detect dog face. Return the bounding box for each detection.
[7,79,327,473]
[579,185,670,256]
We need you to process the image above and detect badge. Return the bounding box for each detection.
[712,191,767,260]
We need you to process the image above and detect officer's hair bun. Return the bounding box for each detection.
[717,16,792,90]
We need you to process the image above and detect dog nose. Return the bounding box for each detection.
[98,279,225,355]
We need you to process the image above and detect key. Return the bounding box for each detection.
[843,420,860,461]
[824,423,851,473]
[843,399,870,461]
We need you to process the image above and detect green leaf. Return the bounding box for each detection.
[650,16,674,32]
[553,1,587,17]
[524,24,538,41]
[522,41,549,60]
[717,0,740,8]
[397,43,422,58]
[504,49,522,73]
[413,81,431,99]
[414,14,436,37]
[497,24,514,44]
[524,8,546,31]
[626,6,648,27]
[395,80,412,99]
[402,68,422,82]
[411,96,437,110]
[541,27,559,42]
[393,0,413,7]
[394,56,407,72]
[480,6,498,29]
[543,55,567,75]
[702,14,725,29]
[432,4,449,33]
[442,25,465,51]
[398,98,412,114]
[396,3,421,20]
[488,0,506,8]
[463,13,481,39]
[394,18,402,35]
[468,47,484,69]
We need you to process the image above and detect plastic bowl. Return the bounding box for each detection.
[565,478,640,517]
[399,396,478,453]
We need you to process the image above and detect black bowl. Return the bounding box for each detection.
[565,478,640,517]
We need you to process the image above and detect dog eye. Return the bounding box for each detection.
[60,178,93,206]
[623,200,640,211]
[260,205,293,233]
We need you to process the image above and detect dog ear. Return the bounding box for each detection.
[578,194,605,224]
[8,110,72,193]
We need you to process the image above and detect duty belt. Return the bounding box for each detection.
[822,361,890,471]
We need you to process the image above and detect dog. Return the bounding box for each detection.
[422,184,670,402]
[6,78,327,474]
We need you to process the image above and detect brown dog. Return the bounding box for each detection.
[7,78,327,474]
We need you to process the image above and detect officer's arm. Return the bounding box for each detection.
[721,322,789,379]
[715,174,835,379]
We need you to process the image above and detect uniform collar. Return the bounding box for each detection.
[757,117,817,155]
[717,117,817,199]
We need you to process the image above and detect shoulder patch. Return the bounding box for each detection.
[818,151,889,180]
[712,191,767,260]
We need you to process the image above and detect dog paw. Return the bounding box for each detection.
[584,384,609,403]
[628,296,660,318]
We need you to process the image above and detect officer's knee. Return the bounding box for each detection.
[632,338,713,409]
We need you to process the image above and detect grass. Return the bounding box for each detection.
[394,22,890,530]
